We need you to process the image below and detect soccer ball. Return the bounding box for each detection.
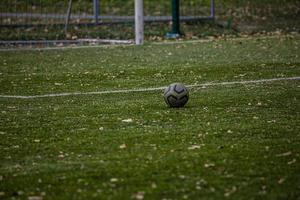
[164,83,189,107]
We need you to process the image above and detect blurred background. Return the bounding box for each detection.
[0,0,299,44]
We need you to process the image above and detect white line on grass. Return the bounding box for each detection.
[0,76,299,99]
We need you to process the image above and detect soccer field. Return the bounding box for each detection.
[0,35,300,199]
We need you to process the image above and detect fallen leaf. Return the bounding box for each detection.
[278,177,285,184]
[204,163,215,168]
[122,118,133,123]
[188,145,201,150]
[58,154,64,159]
[276,151,292,157]
[132,191,145,200]
[224,186,237,197]
[179,175,186,179]
[287,159,296,165]
[28,196,43,200]
[151,182,157,189]
[110,178,118,182]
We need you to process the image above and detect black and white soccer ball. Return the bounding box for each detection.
[164,83,189,107]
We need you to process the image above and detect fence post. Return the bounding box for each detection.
[210,0,215,19]
[93,0,99,24]
[64,0,73,35]
[166,0,181,38]
[135,0,144,45]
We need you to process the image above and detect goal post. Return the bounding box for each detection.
[93,0,100,24]
[64,0,73,35]
[135,0,144,45]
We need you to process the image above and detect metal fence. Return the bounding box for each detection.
[0,0,214,41]
[0,0,215,27]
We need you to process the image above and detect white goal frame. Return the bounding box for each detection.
[135,0,144,45]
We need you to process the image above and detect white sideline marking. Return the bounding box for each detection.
[0,76,299,99]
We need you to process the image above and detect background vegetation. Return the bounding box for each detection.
[0,0,299,42]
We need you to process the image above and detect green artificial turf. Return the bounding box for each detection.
[0,35,300,199]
